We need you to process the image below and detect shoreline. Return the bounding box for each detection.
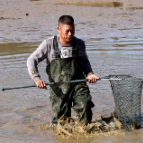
[0,0,143,43]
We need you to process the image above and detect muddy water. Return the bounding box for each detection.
[0,0,143,142]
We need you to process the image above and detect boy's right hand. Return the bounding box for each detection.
[35,79,47,90]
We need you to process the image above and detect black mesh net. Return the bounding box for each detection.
[108,75,142,130]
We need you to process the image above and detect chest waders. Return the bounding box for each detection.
[46,36,94,127]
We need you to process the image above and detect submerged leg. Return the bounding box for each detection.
[72,83,94,124]
[77,107,93,124]
[49,87,72,127]
[51,104,71,128]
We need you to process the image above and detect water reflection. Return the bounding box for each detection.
[1,37,143,56]
[0,42,39,56]
[85,37,143,53]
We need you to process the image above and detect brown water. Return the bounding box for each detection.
[0,0,143,142]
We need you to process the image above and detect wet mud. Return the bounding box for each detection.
[32,114,124,139]
[52,116,124,139]
[54,1,124,7]
[0,0,143,42]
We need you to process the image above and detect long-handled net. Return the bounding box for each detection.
[1,75,142,131]
[108,75,143,130]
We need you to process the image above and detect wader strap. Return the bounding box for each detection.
[53,35,60,58]
[72,37,77,57]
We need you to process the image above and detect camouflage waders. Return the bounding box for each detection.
[46,36,94,127]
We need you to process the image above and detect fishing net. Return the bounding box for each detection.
[35,74,143,139]
[34,74,143,139]
[108,75,143,130]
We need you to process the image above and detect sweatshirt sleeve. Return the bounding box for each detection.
[81,42,94,77]
[27,40,47,82]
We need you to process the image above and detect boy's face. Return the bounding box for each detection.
[58,24,75,44]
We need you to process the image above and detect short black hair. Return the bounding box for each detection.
[58,15,74,26]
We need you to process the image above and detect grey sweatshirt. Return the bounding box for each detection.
[27,35,93,82]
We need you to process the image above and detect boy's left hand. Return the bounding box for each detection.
[87,74,99,83]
